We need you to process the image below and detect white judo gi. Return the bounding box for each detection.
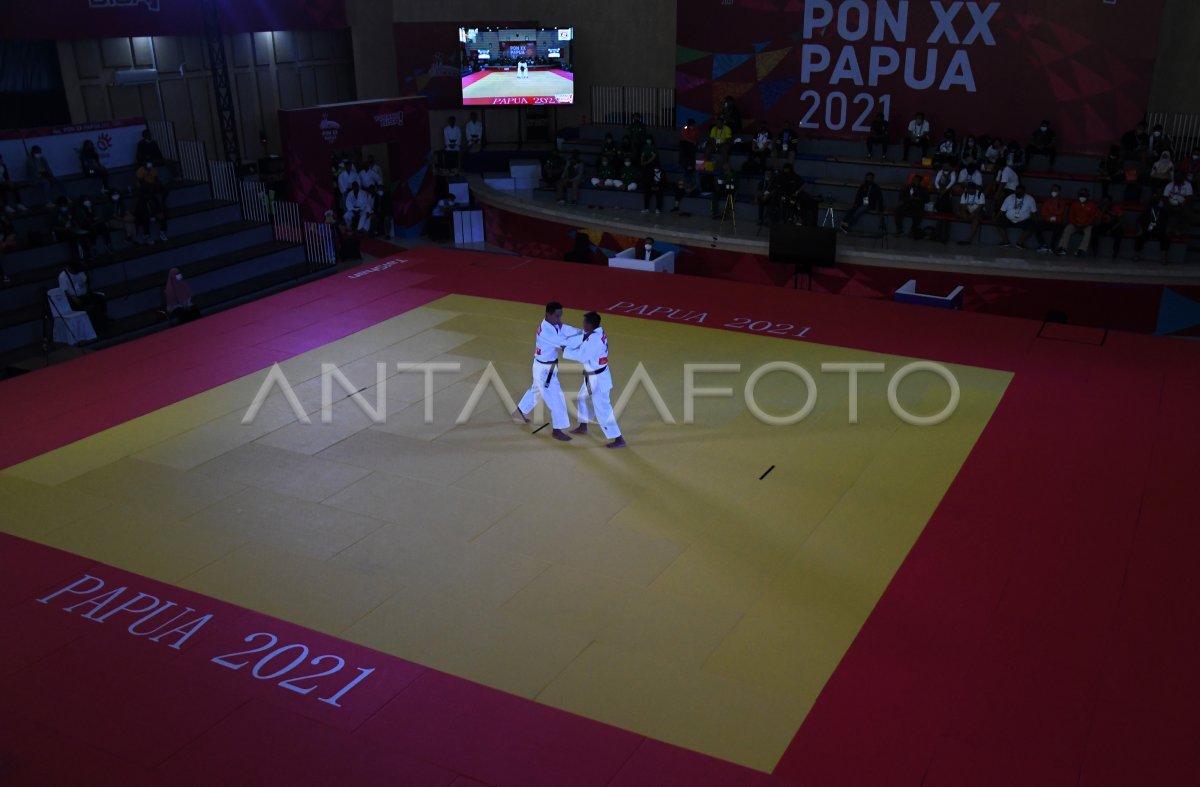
[517,60,529,79]
[565,327,621,439]
[517,318,578,429]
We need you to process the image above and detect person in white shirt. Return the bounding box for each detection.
[443,116,463,171]
[1163,171,1194,237]
[565,312,625,448]
[57,260,107,326]
[931,162,957,212]
[902,112,931,161]
[358,155,383,190]
[957,162,984,190]
[336,160,359,209]
[513,301,580,442]
[996,184,1038,248]
[342,182,373,232]
[988,163,1020,201]
[955,182,986,246]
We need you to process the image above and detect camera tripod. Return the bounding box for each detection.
[718,191,737,232]
[819,200,837,228]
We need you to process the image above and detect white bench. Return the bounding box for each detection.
[893,279,963,310]
[610,246,675,274]
[47,287,97,345]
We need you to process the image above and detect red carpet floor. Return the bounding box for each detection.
[2,249,1198,785]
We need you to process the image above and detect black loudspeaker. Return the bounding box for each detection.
[769,224,837,269]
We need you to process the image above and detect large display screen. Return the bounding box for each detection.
[459,26,574,106]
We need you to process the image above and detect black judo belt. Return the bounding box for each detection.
[537,358,557,388]
[583,365,607,395]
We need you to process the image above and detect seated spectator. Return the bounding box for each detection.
[955,181,986,245]
[988,161,1020,201]
[1005,140,1026,173]
[1035,185,1069,252]
[957,161,984,192]
[557,151,583,205]
[751,124,773,168]
[640,237,664,261]
[1055,188,1099,256]
[1148,151,1174,193]
[641,162,665,214]
[136,128,164,167]
[866,113,890,159]
[708,118,733,161]
[719,95,743,135]
[442,116,462,171]
[1163,169,1193,233]
[787,176,819,227]
[1094,196,1125,259]
[79,140,110,192]
[980,138,1006,174]
[542,149,565,188]
[136,160,167,203]
[1097,145,1125,198]
[932,129,958,166]
[931,162,958,212]
[902,112,931,161]
[839,172,884,232]
[1026,120,1057,170]
[58,259,107,328]
[0,154,25,213]
[1177,145,1200,183]
[134,183,168,244]
[1149,123,1173,160]
[27,145,63,208]
[777,120,797,162]
[619,157,640,192]
[996,184,1038,249]
[960,135,982,165]
[426,192,456,242]
[343,181,373,233]
[893,174,929,238]
[50,198,79,244]
[164,268,201,324]
[591,154,619,189]
[1121,121,1150,163]
[678,119,701,171]
[74,197,111,258]
[106,191,135,247]
[1133,199,1169,264]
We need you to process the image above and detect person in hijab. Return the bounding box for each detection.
[164,267,200,323]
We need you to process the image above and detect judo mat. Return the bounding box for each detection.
[461,69,575,103]
[1,249,1197,786]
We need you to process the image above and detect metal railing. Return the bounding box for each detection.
[147,119,178,163]
[305,221,337,268]
[240,179,268,223]
[591,86,676,128]
[1146,112,1200,158]
[208,159,237,201]
[179,139,208,182]
[273,199,302,243]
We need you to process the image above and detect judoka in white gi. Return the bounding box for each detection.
[565,311,626,448]
[516,58,529,79]
[513,301,580,441]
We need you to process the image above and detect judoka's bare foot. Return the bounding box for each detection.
[552,429,572,442]
[511,408,530,424]
[606,436,627,449]
[569,424,588,435]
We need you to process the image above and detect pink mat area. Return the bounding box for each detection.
[3,248,1199,785]
[460,70,490,88]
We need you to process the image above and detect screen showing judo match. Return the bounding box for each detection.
[459,26,574,106]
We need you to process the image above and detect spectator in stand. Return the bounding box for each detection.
[619,156,640,192]
[1055,188,1100,256]
[1148,151,1174,194]
[708,117,733,162]
[988,160,1020,202]
[957,161,984,193]
[639,135,659,176]
[960,135,982,166]
[955,181,986,246]
[74,197,111,258]
[164,268,201,324]
[931,162,957,212]
[106,191,134,247]
[26,146,63,208]
[1035,184,1069,252]
[1149,124,1173,160]
[136,160,169,243]
[1177,145,1200,183]
[932,129,958,166]
[79,140,110,192]
[839,172,884,233]
[777,120,796,163]
[58,259,107,328]
[557,151,583,205]
[997,183,1038,249]
[627,113,648,160]
[1026,120,1057,170]
[902,112,931,161]
[50,198,79,245]
[136,128,164,167]
[641,161,665,214]
[542,148,565,189]
[1005,140,1027,173]
[591,154,619,189]
[1094,196,1125,258]
[751,124,773,169]
[893,174,929,238]
[1121,121,1150,163]
[1133,200,1170,263]
[619,134,634,162]
[343,181,373,232]
[1163,169,1193,233]
[1097,145,1125,198]
[0,154,25,213]
[442,116,462,171]
[719,95,743,135]
[980,138,1005,175]
[866,113,890,159]
[678,118,702,172]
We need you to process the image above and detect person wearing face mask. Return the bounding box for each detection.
[777,120,796,163]
[932,162,957,213]
[955,181,986,246]
[960,135,982,166]
[640,237,661,261]
[1035,185,1069,252]
[58,258,107,329]
[79,140,110,192]
[1162,170,1194,234]
[1148,124,1173,160]
[106,191,135,247]
[591,153,619,190]
[902,112,931,162]
[336,159,359,210]
[641,162,665,214]
[1026,120,1057,171]
[1133,200,1170,264]
[74,197,111,258]
[50,198,80,248]
[1149,151,1174,194]
[163,268,200,323]
[26,145,63,208]
[1055,189,1100,256]
[956,161,983,196]
[980,137,1005,174]
[619,157,640,193]
[997,184,1039,249]
[932,128,958,166]
[893,173,929,239]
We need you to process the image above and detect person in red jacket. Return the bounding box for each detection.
[1055,188,1100,256]
[1035,184,1069,253]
